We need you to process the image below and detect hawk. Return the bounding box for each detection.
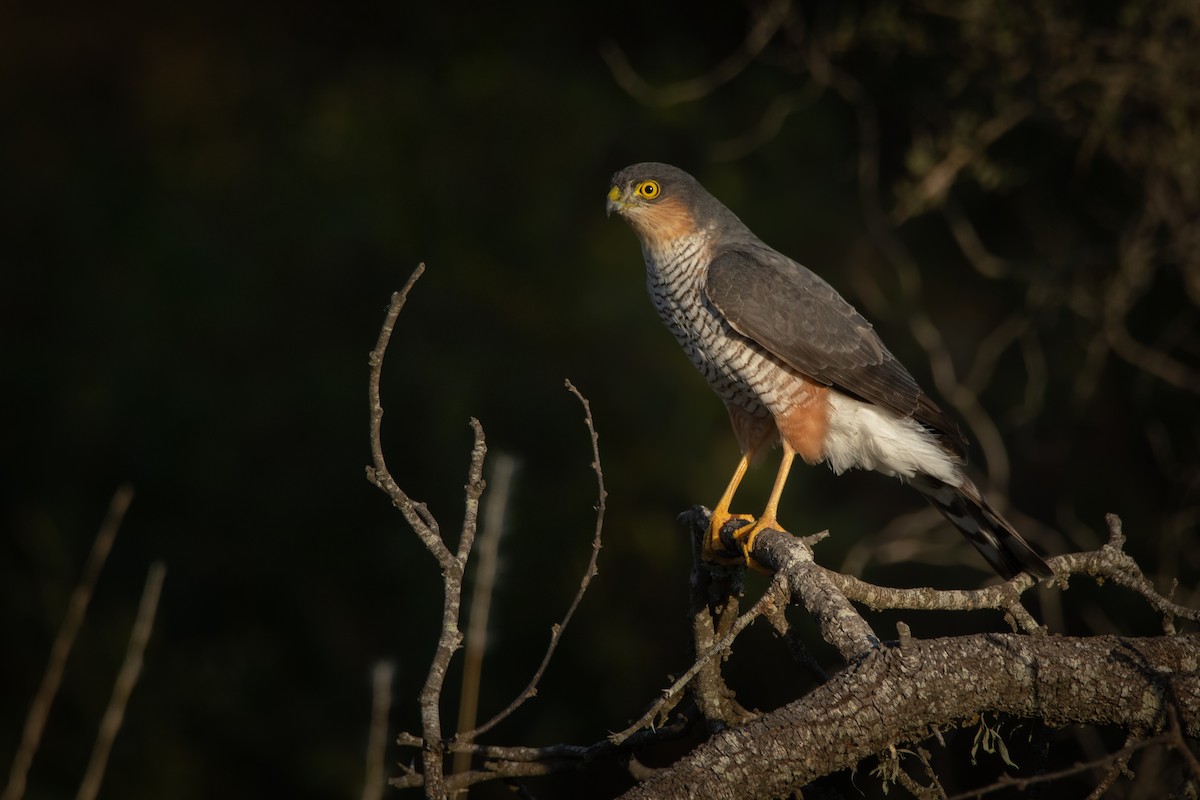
[606,162,1051,580]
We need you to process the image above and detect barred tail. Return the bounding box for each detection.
[912,475,1053,580]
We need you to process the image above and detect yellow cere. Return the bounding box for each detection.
[607,185,621,202]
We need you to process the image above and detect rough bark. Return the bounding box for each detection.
[618,632,1200,799]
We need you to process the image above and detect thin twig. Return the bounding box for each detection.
[886,749,946,800]
[1082,733,1136,800]
[362,661,395,800]
[892,101,1034,224]
[454,420,489,566]
[914,747,948,800]
[943,731,1174,800]
[1105,309,1200,394]
[609,575,785,746]
[599,0,791,106]
[710,88,820,161]
[392,722,692,791]
[457,381,606,740]
[77,560,166,800]
[3,484,134,800]
[453,453,518,784]
[1166,705,1200,780]
[942,199,1016,280]
[416,418,487,799]
[365,263,454,572]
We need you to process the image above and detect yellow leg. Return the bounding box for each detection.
[703,451,757,563]
[736,443,797,564]
[715,454,750,518]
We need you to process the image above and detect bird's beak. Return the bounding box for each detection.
[606,185,626,217]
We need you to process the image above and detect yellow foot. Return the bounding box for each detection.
[736,517,785,573]
[703,510,755,564]
[705,513,789,574]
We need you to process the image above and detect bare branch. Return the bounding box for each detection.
[1167,705,1200,781]
[1104,317,1200,395]
[1082,733,1138,800]
[3,484,134,800]
[362,661,395,800]
[877,745,947,800]
[944,732,1163,800]
[373,278,611,795]
[408,418,486,799]
[365,263,455,572]
[609,575,784,746]
[452,453,517,783]
[1100,213,1200,394]
[829,570,1044,635]
[618,632,1200,799]
[599,0,791,106]
[1052,514,1200,625]
[762,511,1197,631]
[77,561,166,800]
[758,531,883,660]
[393,723,693,792]
[455,420,489,566]
[710,88,820,161]
[941,200,1016,280]
[892,101,1034,225]
[454,380,606,741]
[366,265,485,799]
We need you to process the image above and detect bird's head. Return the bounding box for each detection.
[606,162,707,251]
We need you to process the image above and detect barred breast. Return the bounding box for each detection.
[643,234,814,429]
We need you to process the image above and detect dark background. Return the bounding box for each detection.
[3,1,1197,798]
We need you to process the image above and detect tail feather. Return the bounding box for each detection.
[912,475,1053,580]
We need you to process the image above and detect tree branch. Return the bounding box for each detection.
[77,560,166,800]
[2,484,135,800]
[599,0,791,107]
[365,263,455,572]
[618,631,1200,800]
[392,723,694,792]
[362,660,395,800]
[367,264,484,798]
[375,276,611,796]
[454,380,606,742]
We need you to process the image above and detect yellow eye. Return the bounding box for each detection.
[635,180,661,200]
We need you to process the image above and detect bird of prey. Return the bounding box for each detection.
[606,162,1051,580]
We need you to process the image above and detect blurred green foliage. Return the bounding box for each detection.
[2,1,1197,797]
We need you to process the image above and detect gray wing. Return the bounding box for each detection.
[704,246,966,452]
